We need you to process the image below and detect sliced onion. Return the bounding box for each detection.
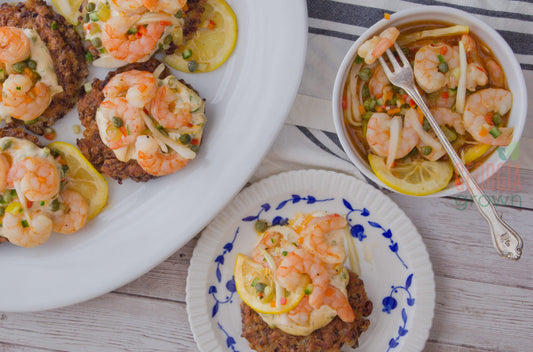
[137,13,179,26]
[140,111,196,159]
[344,226,360,276]
[387,116,402,169]
[456,40,467,113]
[260,249,284,309]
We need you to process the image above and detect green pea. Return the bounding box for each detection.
[26,59,37,70]
[86,2,96,11]
[492,113,502,126]
[163,34,172,46]
[254,220,268,233]
[127,27,138,35]
[179,133,192,145]
[422,118,431,132]
[175,9,183,18]
[112,116,123,128]
[91,37,102,48]
[85,50,94,62]
[83,13,90,23]
[421,146,433,155]
[438,62,449,73]
[50,199,60,212]
[358,67,372,81]
[254,282,266,293]
[12,61,27,73]
[21,219,29,228]
[188,60,198,72]
[441,126,457,143]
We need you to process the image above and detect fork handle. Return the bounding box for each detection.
[405,87,523,260]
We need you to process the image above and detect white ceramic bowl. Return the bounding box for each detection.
[332,6,527,197]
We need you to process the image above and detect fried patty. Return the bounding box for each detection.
[0,0,89,135]
[0,126,42,245]
[241,271,373,352]
[77,59,170,183]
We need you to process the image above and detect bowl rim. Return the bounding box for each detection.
[332,5,528,197]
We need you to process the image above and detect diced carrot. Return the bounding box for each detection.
[138,25,147,35]
[270,301,276,307]
[387,107,401,115]
[398,99,405,106]
[160,21,171,26]
[409,99,416,107]
[358,104,366,114]
[376,106,384,112]
[384,90,393,101]
[440,45,448,55]
[208,20,216,30]
[479,128,489,137]
[441,91,449,99]
[384,13,391,20]
[120,126,127,136]
[416,107,424,122]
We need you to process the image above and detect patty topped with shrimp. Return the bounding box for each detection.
[77,58,206,182]
[82,0,206,67]
[236,212,372,351]
[0,0,89,135]
[0,128,90,247]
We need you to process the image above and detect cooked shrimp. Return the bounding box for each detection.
[405,108,445,162]
[108,0,145,14]
[2,211,52,248]
[151,85,192,129]
[135,135,189,176]
[466,62,488,91]
[414,43,459,93]
[142,0,186,14]
[368,65,392,98]
[485,58,505,88]
[50,190,88,234]
[430,107,465,134]
[366,113,419,162]
[103,70,156,108]
[2,74,51,121]
[427,88,456,109]
[252,231,283,266]
[0,154,9,193]
[301,214,347,265]
[277,249,329,309]
[7,156,60,202]
[102,15,168,63]
[463,88,513,145]
[287,296,314,326]
[357,27,400,64]
[323,285,354,323]
[99,98,144,149]
[0,27,31,64]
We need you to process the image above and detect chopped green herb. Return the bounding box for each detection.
[190,144,199,153]
[251,278,258,287]
[89,12,99,21]
[182,48,192,59]
[21,219,29,228]
[51,21,58,30]
[12,61,27,73]
[25,118,39,125]
[361,84,370,99]
[358,67,372,81]
[50,198,60,212]
[26,59,37,70]
[85,50,94,62]
[282,251,288,256]
[188,60,198,72]
[40,201,45,206]
[363,97,377,111]
[354,55,364,64]
[175,10,183,18]
[489,126,502,138]
[127,27,138,35]
[437,54,446,63]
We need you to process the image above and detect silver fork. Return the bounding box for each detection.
[378,42,523,260]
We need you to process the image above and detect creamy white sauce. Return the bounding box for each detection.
[0,137,58,166]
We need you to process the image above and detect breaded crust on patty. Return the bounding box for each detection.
[77,59,176,183]
[0,0,89,135]
[0,126,42,245]
[241,271,373,352]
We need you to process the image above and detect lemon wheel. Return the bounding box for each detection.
[369,154,454,196]
[51,0,83,25]
[49,142,108,219]
[234,254,304,314]
[164,0,237,73]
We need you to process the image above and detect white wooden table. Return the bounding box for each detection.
[1,0,532,351]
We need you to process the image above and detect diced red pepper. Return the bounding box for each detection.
[441,91,449,99]
[440,45,448,55]
[160,21,172,26]
[191,138,200,145]
[280,297,287,305]
[484,113,494,125]
[44,131,56,140]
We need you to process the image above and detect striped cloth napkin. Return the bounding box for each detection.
[250,0,533,184]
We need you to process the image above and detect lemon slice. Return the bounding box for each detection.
[51,0,83,25]
[49,142,108,219]
[164,0,237,73]
[462,144,492,164]
[234,254,304,314]
[369,154,453,196]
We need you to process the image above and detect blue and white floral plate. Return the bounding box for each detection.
[186,170,435,352]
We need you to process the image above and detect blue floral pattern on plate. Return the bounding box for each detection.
[187,170,435,352]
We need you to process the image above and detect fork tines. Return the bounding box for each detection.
[378,42,411,75]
